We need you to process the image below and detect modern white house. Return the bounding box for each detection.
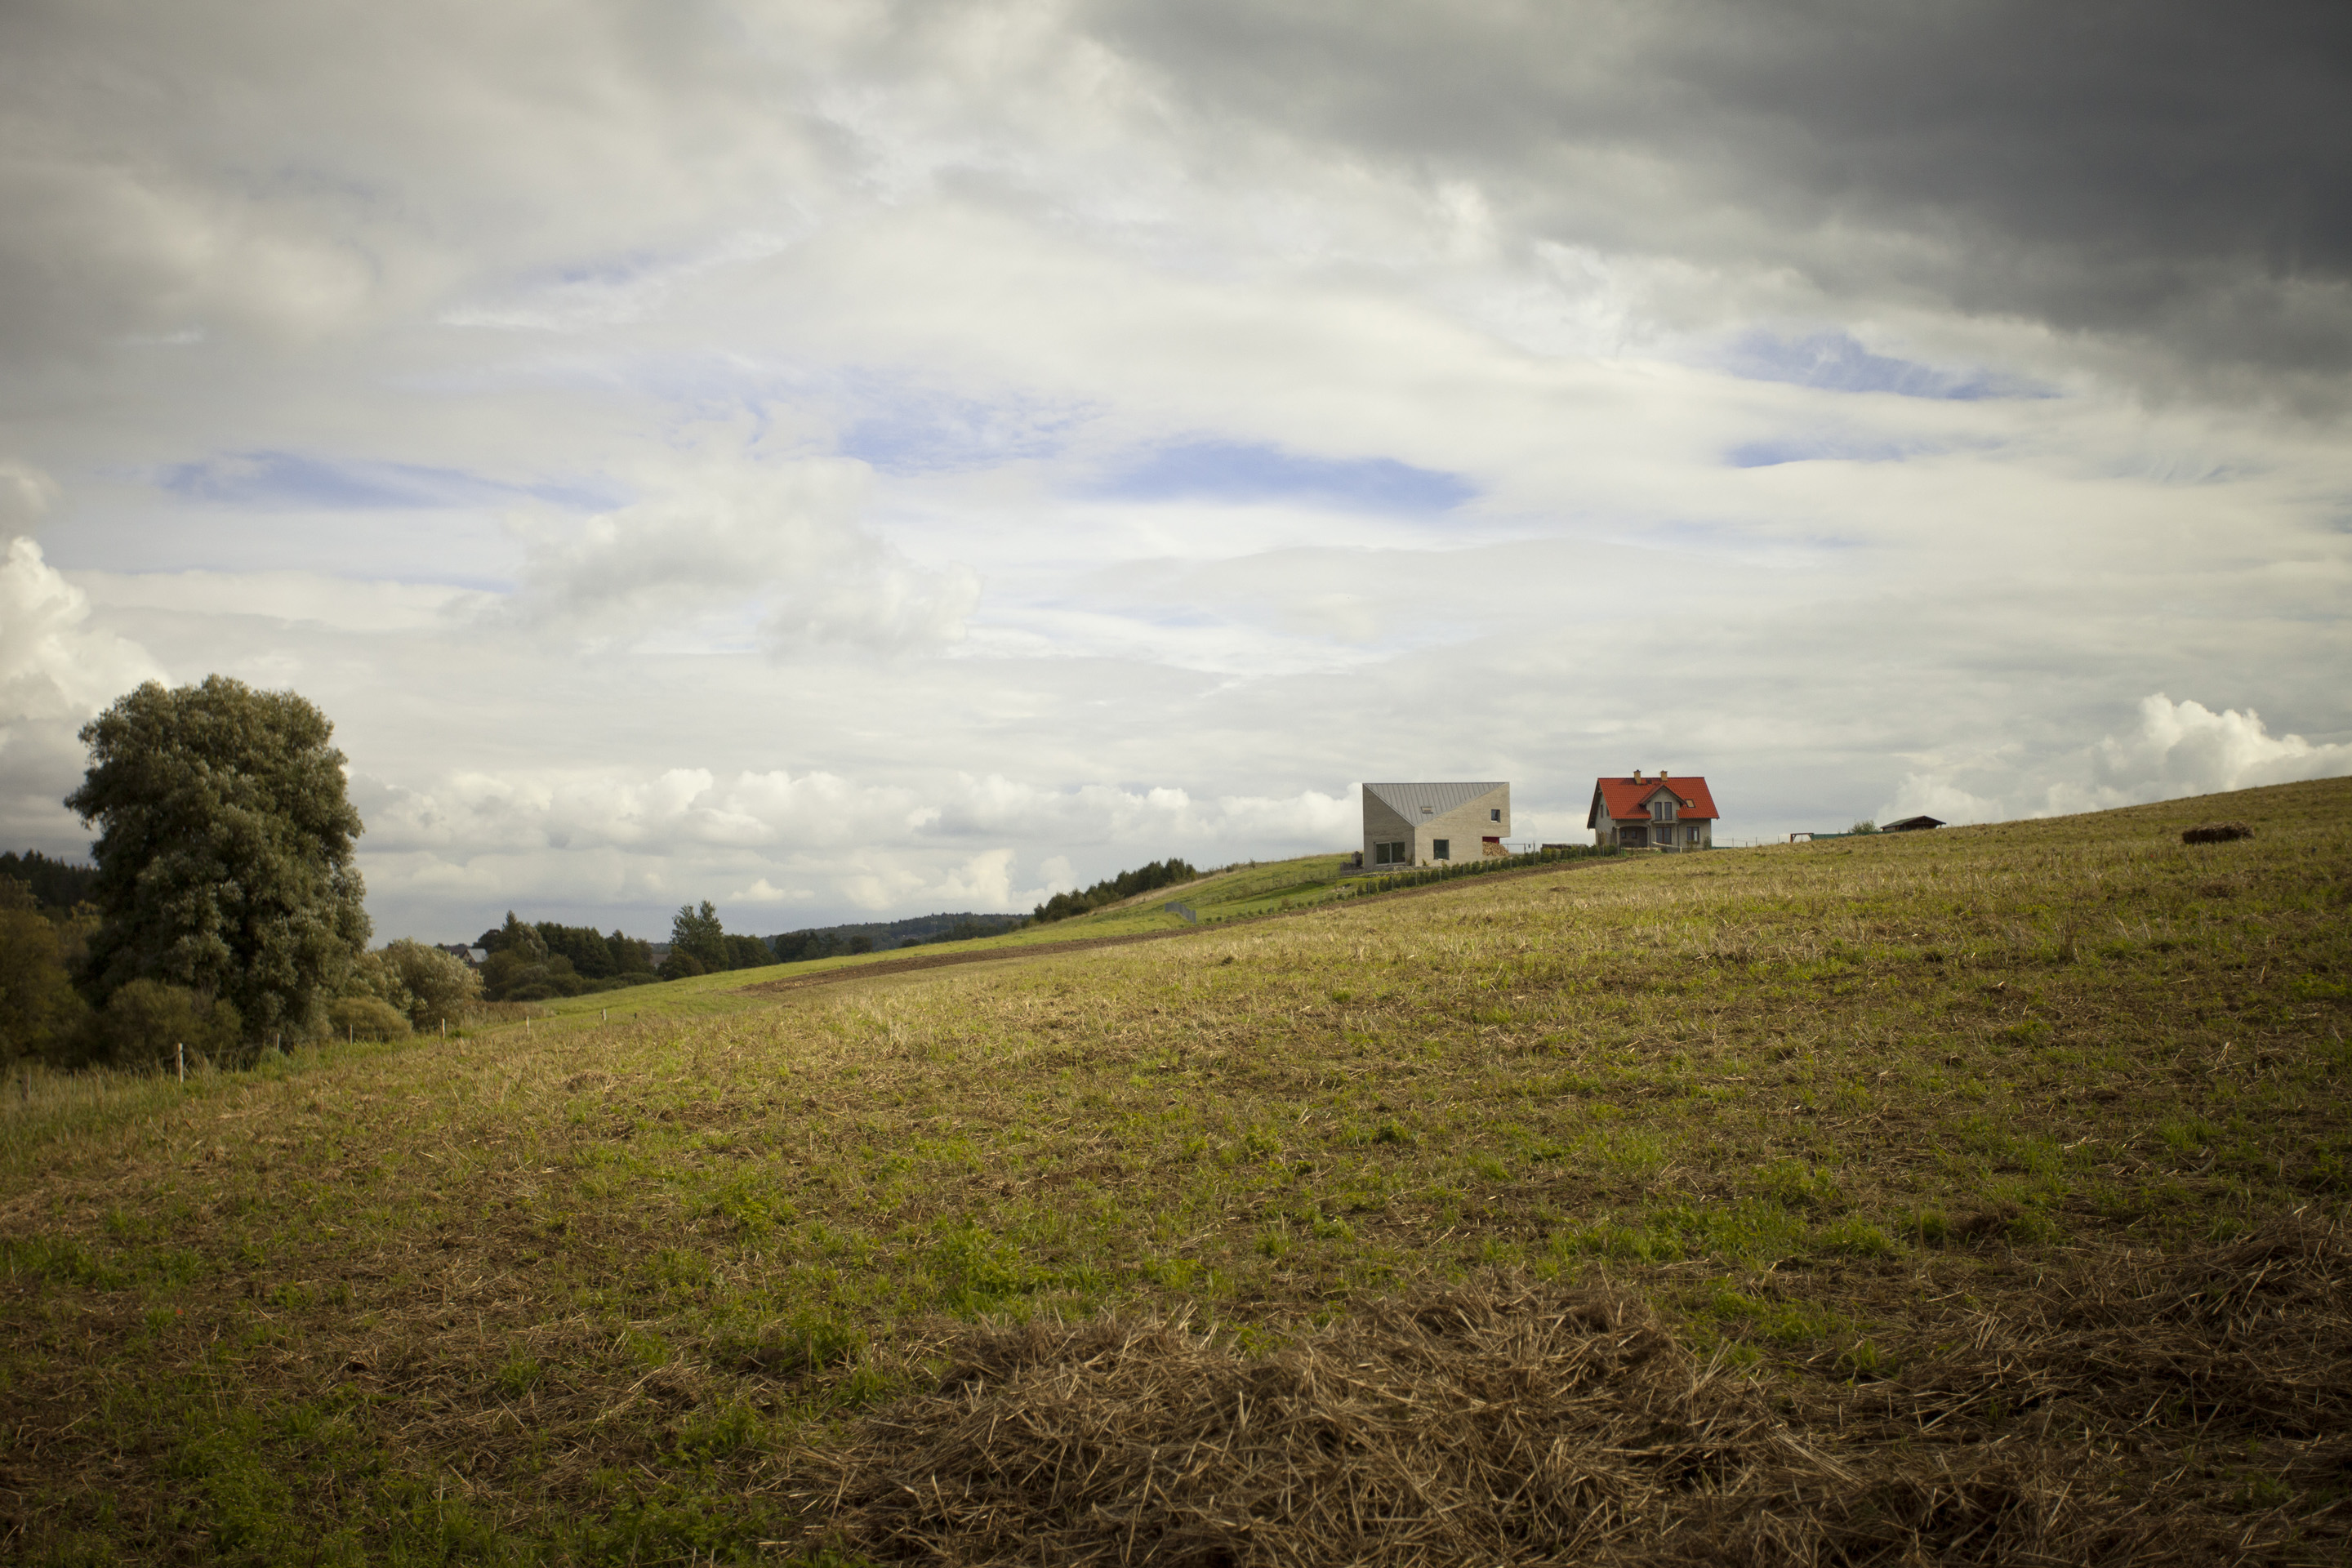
[1361,782,1510,867]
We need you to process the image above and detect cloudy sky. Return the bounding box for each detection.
[3,0,2348,942]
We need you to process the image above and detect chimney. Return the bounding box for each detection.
[1633,769,1643,782]
[1660,769,1669,779]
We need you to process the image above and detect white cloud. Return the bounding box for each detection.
[0,534,168,847]
[506,449,978,653]
[2078,693,2352,806]
[1880,694,2352,828]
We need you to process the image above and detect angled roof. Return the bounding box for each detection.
[1587,775,1719,826]
[1363,782,1508,819]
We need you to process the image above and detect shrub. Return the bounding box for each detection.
[77,979,242,1068]
[325,995,412,1041]
[350,939,482,1029]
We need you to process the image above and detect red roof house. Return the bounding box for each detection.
[1587,772,1719,852]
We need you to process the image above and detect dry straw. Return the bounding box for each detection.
[807,1217,2350,1566]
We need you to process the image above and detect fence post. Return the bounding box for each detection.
[176,1042,185,1084]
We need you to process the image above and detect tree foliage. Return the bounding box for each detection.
[475,912,657,1000]
[79,979,241,1070]
[0,878,89,1065]
[1031,858,1199,924]
[0,851,96,910]
[65,676,370,1041]
[349,939,481,1029]
[669,901,728,975]
[653,903,777,979]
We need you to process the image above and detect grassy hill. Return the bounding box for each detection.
[4,781,2349,1562]
[525,853,1371,1028]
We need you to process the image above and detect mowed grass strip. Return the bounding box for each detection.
[2,777,2347,1562]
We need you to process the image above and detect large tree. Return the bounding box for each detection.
[65,676,370,1040]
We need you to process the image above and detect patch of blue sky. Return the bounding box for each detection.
[839,385,1085,476]
[1726,331,2047,401]
[159,451,620,511]
[1096,440,1474,514]
[1726,436,1915,468]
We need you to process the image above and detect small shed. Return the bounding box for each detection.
[1882,815,1946,833]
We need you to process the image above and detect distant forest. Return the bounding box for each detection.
[0,852,96,910]
[767,911,1028,960]
[1031,858,1198,924]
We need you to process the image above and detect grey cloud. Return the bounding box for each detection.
[1085,0,2352,395]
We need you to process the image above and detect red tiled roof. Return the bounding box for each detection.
[1587,775,1719,826]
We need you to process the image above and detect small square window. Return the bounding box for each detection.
[1432,839,1450,861]
[1490,808,1501,822]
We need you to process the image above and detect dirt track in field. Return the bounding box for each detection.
[733,856,1629,997]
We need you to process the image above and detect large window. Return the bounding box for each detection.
[1432,839,1450,861]
[1686,826,1702,844]
[1374,840,1408,864]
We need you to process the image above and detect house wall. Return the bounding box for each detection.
[1362,795,1418,866]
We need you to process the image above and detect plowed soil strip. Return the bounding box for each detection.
[733,857,1628,997]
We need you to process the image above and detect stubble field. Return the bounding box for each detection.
[3,778,2348,1564]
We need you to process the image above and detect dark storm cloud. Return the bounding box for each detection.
[1087,0,2352,390]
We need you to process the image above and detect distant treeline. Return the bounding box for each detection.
[768,911,1028,961]
[475,913,662,1002]
[0,852,96,911]
[664,901,780,978]
[1032,858,1198,924]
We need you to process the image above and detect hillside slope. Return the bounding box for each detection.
[4,779,2348,1561]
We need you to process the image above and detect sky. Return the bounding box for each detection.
[2,0,2348,943]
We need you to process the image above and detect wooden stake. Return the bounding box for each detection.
[176,1041,185,1083]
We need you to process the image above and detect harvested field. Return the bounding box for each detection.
[739,929,1194,994]
[819,1218,2351,1565]
[2,776,2348,1563]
